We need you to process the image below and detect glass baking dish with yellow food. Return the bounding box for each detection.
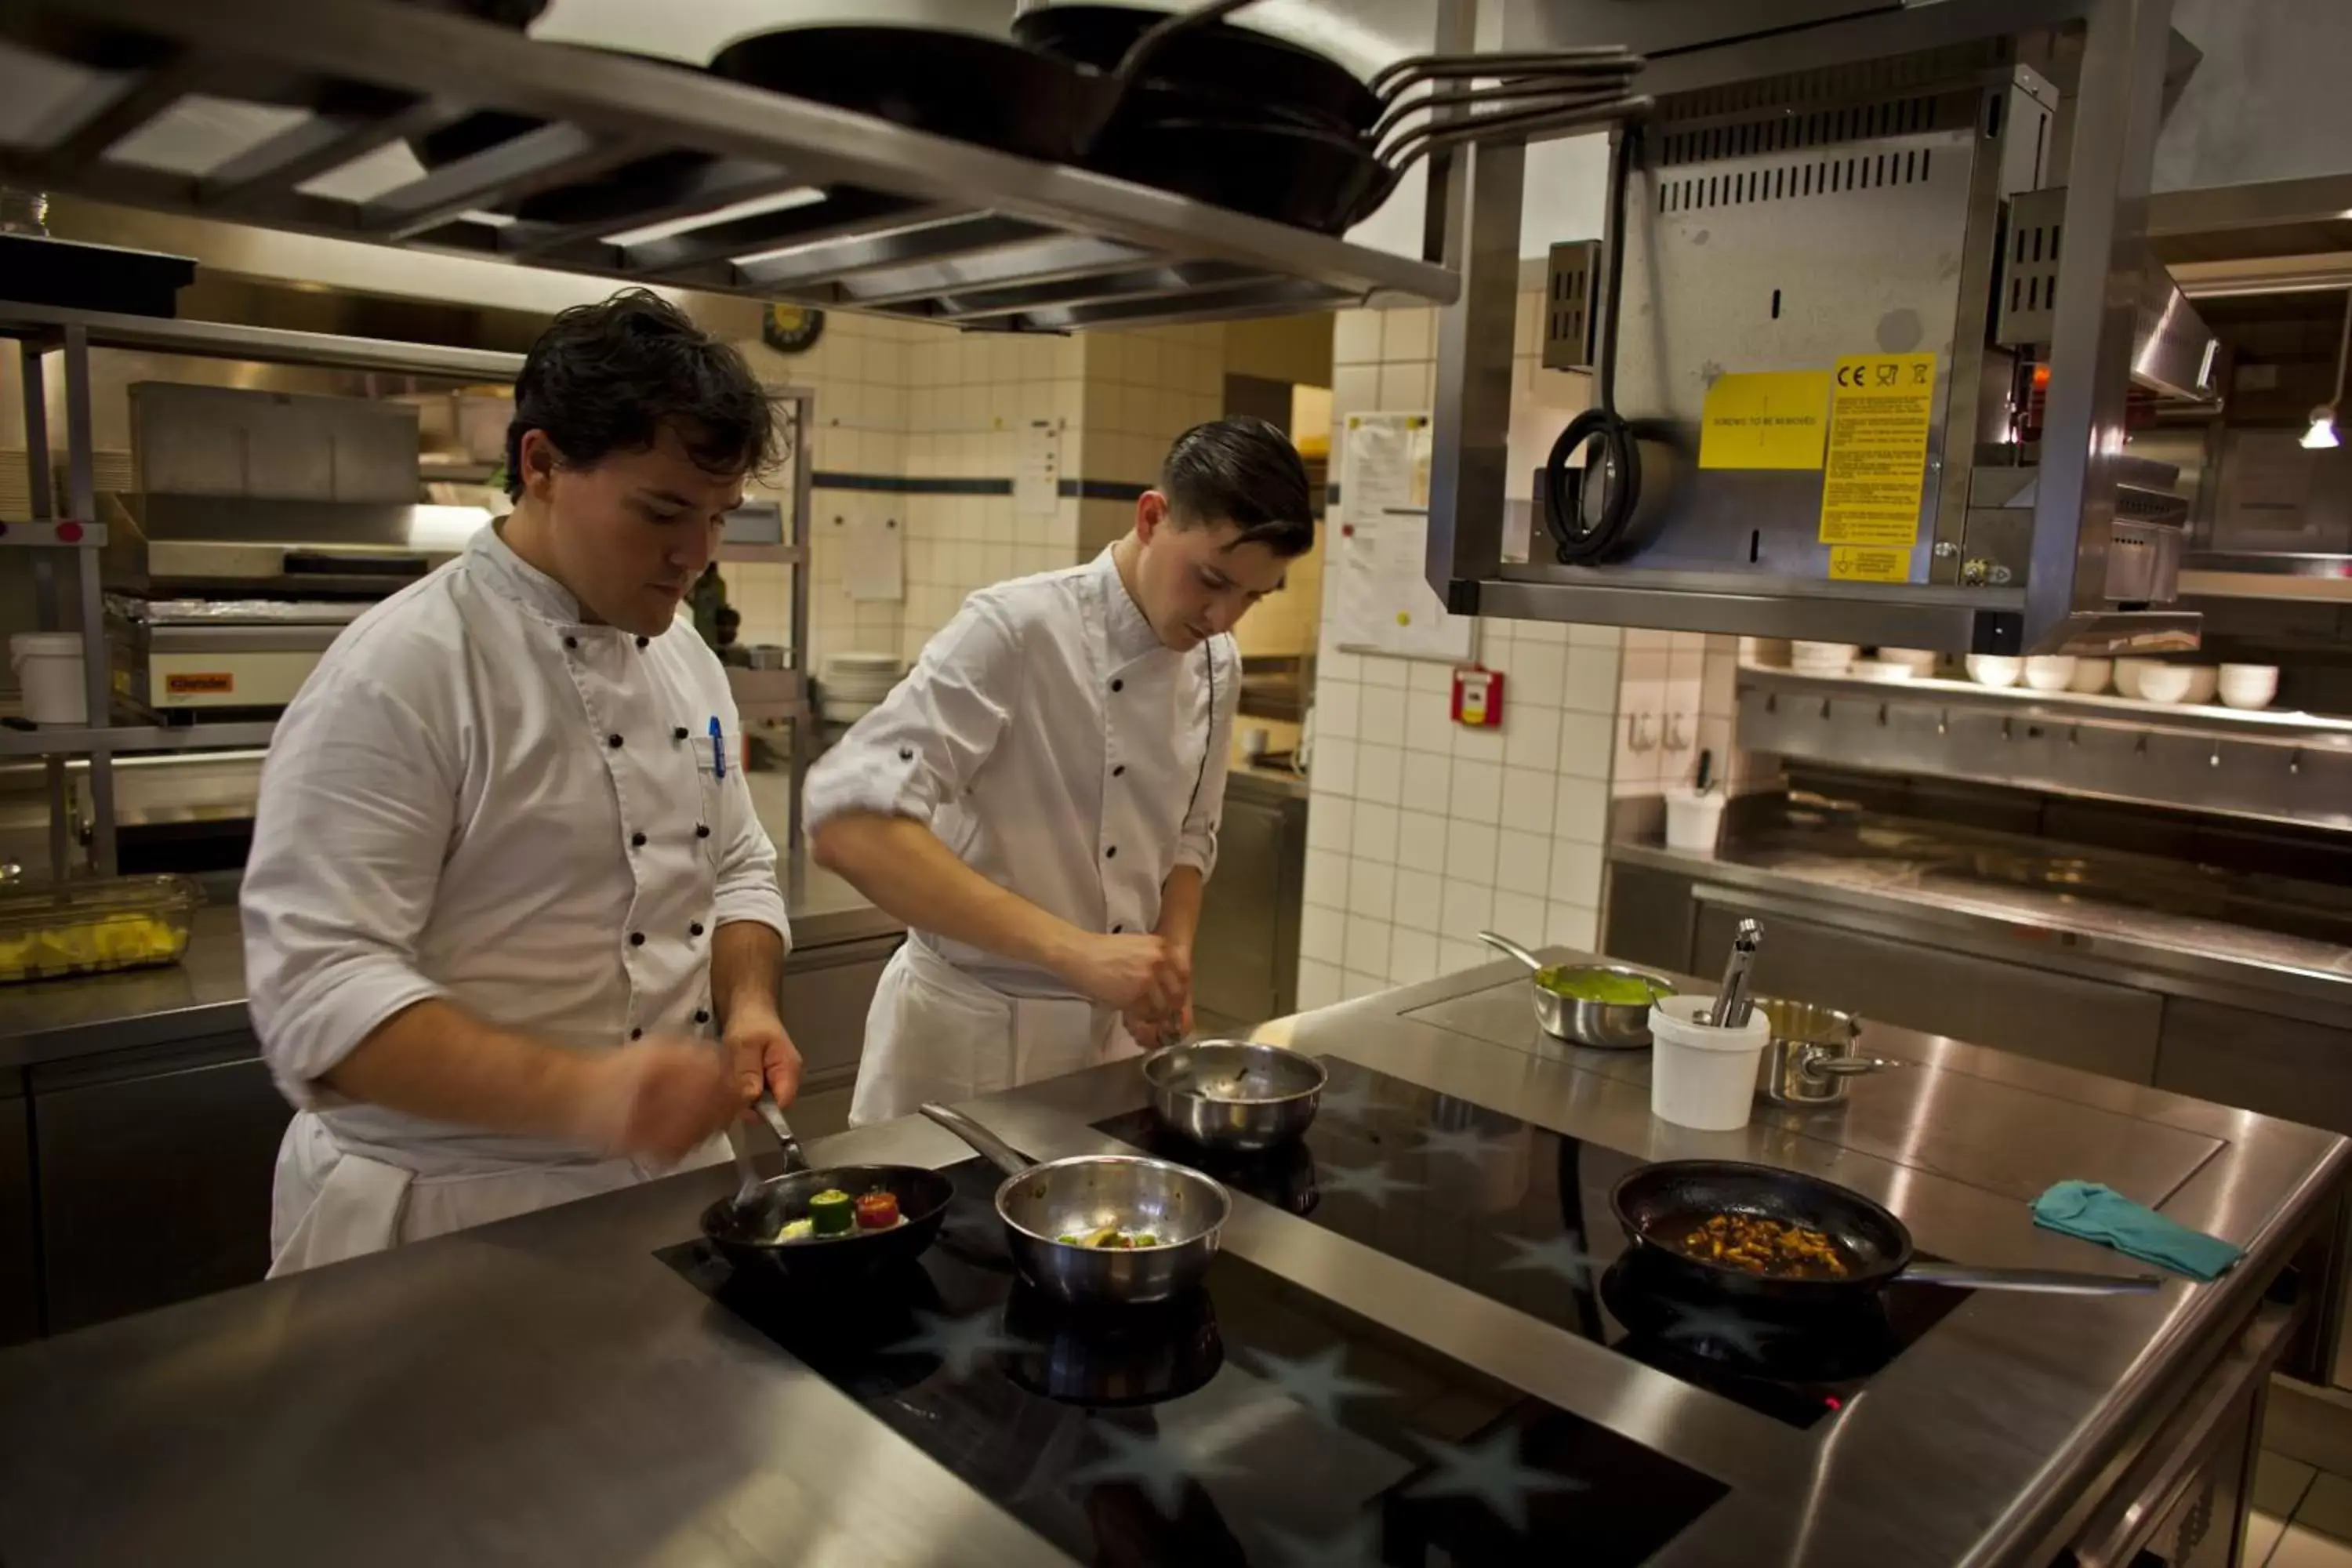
[0,873,199,984]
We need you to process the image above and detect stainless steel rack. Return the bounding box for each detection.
[2,301,816,880]
[0,0,1461,333]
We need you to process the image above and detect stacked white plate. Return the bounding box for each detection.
[818,652,904,726]
[1790,641,1859,676]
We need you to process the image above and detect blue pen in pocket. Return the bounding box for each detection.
[708,715,725,779]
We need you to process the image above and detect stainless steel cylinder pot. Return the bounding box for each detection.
[1751,997,1903,1107]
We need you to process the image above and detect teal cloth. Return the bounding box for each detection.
[2031,1180,2242,1281]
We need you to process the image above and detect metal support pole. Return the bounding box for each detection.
[62,325,116,876]
[20,343,57,630]
[785,390,814,862]
[2021,0,2174,652]
[1424,139,1525,610]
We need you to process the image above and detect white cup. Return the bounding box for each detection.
[1965,654,2023,688]
[1664,787,1728,851]
[8,632,86,726]
[1648,994,1773,1132]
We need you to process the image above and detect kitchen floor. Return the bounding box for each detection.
[2251,1448,2352,1566]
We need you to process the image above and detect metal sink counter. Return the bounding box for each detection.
[0,851,901,1071]
[0,949,2340,1567]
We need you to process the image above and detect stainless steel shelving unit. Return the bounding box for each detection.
[2,304,821,877]
[0,0,1459,332]
[0,302,531,880]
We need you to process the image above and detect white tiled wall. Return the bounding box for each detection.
[724,316,1229,677]
[1297,298,1628,1011]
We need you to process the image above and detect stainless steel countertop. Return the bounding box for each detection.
[0,949,2340,1567]
[0,851,899,1070]
[1613,829,2352,1025]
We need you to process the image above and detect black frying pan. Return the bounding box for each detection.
[699,1109,953,1287]
[1611,1160,2165,1306]
[1011,3,1381,136]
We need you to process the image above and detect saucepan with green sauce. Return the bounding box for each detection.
[1477,931,1678,1049]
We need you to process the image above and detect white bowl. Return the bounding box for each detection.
[2182,666,2219,706]
[1965,655,2023,688]
[2134,665,2194,704]
[2112,657,2156,699]
[2022,655,2078,692]
[2218,664,2279,710]
[2069,657,2113,694]
[1847,659,1914,684]
[1875,648,1939,676]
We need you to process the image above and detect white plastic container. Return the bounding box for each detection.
[1664,787,1728,851]
[8,633,86,725]
[1648,994,1773,1131]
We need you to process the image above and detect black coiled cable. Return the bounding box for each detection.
[1544,122,1643,565]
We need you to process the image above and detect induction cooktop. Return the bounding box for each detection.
[659,1156,1727,1568]
[1095,1058,1969,1430]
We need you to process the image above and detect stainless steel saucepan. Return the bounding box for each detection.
[1142,1039,1325,1152]
[920,1103,1230,1307]
[1476,931,1675,1049]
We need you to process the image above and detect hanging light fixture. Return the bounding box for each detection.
[2302,289,2350,450]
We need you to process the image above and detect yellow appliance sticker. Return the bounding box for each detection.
[1818,353,1938,547]
[1828,545,1912,583]
[1697,371,1831,470]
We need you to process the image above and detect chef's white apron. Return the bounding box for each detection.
[848,936,1137,1126]
[265,1112,728,1276]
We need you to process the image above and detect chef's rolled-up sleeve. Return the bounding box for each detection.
[713,691,792,951]
[804,601,1019,833]
[241,676,457,1111]
[1172,639,1242,881]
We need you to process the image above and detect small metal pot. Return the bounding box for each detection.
[1751,997,1903,1107]
[920,1103,1230,1307]
[1142,1039,1325,1152]
[1476,931,1675,1050]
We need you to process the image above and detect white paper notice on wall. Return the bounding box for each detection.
[844,516,903,603]
[1333,411,1476,664]
[1016,419,1062,519]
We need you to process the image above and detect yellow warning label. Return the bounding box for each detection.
[1828,545,1912,583]
[1818,353,1937,546]
[1697,372,1830,470]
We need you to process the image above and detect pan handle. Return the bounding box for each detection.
[1900,1261,2165,1295]
[750,1092,808,1176]
[920,1102,1038,1179]
[1077,0,1264,154]
[1476,930,1548,974]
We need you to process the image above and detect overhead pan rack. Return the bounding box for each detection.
[0,0,1461,332]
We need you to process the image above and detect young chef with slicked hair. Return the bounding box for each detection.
[244,289,801,1273]
[807,416,1314,1124]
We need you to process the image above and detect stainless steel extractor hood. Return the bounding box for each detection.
[1426,0,2221,656]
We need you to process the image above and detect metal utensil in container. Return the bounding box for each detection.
[920,1104,1230,1307]
[1752,998,1904,1108]
[1709,918,1762,1028]
[1142,1039,1325,1152]
[1476,931,1675,1049]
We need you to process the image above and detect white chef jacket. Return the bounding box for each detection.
[804,547,1238,1121]
[242,524,790,1258]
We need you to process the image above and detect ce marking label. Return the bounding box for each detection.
[1836,360,1935,388]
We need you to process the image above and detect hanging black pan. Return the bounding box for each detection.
[1087,89,1650,235]
[1610,1160,2165,1309]
[699,1099,953,1288]
[1011,3,1381,136]
[710,0,1262,167]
